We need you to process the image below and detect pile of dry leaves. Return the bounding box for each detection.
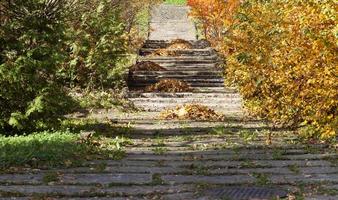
[130,61,166,72]
[150,49,177,57]
[160,104,224,121]
[145,79,193,92]
[149,39,193,57]
[167,39,193,49]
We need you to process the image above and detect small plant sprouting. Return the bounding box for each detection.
[42,172,60,184]
[152,173,165,185]
[252,173,271,186]
[153,147,169,155]
[288,164,300,174]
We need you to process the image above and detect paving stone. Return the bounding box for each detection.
[305,196,338,200]
[323,184,338,190]
[61,166,185,174]
[0,185,195,197]
[161,192,196,200]
[270,174,338,184]
[0,174,152,185]
[162,174,338,185]
[0,174,43,185]
[0,185,97,196]
[149,4,196,40]
[59,174,152,185]
[202,186,288,200]
[124,152,334,161]
[162,175,255,184]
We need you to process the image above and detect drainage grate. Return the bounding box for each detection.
[205,186,288,200]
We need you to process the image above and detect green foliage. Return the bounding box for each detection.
[58,0,128,89]
[0,0,160,134]
[0,0,77,134]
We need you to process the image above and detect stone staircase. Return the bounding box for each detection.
[128,40,243,115]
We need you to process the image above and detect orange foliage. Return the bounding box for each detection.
[187,0,240,44]
[188,0,337,140]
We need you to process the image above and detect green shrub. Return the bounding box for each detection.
[57,0,129,89]
[0,0,76,134]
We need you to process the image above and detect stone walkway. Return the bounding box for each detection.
[149,4,196,40]
[0,4,337,200]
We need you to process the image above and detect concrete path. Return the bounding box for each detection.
[149,4,196,40]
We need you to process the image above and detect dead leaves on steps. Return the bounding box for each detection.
[145,79,193,93]
[168,39,193,49]
[130,61,166,72]
[149,39,193,57]
[160,104,225,121]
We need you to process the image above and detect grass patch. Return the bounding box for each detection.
[164,0,186,5]
[0,131,125,169]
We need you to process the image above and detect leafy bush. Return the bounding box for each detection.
[0,0,76,134]
[58,0,129,89]
[188,0,240,47]
[189,0,337,139]
[0,0,161,134]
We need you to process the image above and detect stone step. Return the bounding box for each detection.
[159,63,218,67]
[129,87,235,93]
[161,174,338,185]
[131,103,242,112]
[129,74,223,80]
[140,55,218,60]
[129,97,242,104]
[92,159,333,169]
[129,82,225,88]
[139,57,219,64]
[157,67,221,71]
[61,166,338,176]
[0,185,195,198]
[0,173,152,185]
[129,78,224,84]
[139,48,215,56]
[130,71,222,76]
[143,40,210,49]
[124,152,337,162]
[128,92,241,98]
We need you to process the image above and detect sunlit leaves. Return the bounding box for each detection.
[189,0,337,140]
